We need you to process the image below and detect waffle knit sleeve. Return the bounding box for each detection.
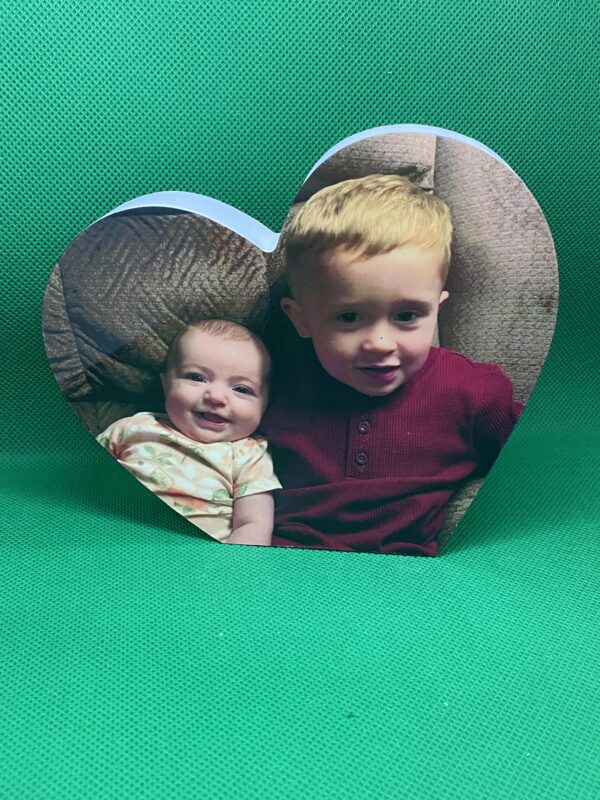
[472,364,525,474]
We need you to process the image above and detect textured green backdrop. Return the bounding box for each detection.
[1,2,598,798]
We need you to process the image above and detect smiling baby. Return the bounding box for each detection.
[97,319,281,546]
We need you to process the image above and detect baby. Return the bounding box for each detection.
[260,173,524,556]
[97,318,281,546]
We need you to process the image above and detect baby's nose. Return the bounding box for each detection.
[204,386,227,405]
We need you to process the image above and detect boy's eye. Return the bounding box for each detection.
[337,312,359,324]
[233,385,255,396]
[185,372,206,382]
[394,311,419,323]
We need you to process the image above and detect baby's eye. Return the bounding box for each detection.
[233,385,255,396]
[337,312,360,324]
[185,372,206,382]
[394,311,419,324]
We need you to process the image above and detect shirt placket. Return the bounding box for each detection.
[345,408,373,478]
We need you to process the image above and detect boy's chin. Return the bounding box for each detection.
[360,382,404,398]
[346,372,406,397]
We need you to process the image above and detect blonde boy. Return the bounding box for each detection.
[260,174,523,555]
[98,319,281,546]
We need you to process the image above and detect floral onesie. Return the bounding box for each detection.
[97,412,281,541]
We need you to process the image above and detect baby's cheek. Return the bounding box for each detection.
[175,386,196,404]
[166,391,190,417]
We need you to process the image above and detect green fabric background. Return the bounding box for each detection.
[1,2,598,797]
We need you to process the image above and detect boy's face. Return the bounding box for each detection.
[160,329,269,444]
[282,245,449,397]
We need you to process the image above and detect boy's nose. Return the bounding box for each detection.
[362,326,396,353]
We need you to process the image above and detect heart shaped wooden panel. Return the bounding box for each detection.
[43,125,558,556]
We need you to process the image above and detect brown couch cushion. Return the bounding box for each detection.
[434,137,558,401]
[43,209,270,434]
[293,132,437,202]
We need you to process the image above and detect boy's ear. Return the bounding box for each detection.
[438,290,450,308]
[280,296,312,338]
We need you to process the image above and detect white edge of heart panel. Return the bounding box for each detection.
[91,124,514,254]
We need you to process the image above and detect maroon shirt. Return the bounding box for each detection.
[260,346,524,556]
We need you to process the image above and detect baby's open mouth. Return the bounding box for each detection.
[197,412,229,424]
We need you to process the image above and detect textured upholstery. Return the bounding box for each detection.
[43,210,270,436]
[434,136,558,401]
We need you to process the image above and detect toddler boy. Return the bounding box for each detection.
[260,174,524,556]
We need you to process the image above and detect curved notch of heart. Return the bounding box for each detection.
[92,124,515,251]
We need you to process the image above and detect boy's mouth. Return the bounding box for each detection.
[358,364,400,384]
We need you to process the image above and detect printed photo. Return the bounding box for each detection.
[42,129,558,555]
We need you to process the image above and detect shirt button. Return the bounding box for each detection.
[355,452,368,466]
[357,420,371,434]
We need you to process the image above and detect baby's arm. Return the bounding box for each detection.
[227,492,274,546]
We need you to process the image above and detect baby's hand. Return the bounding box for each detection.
[227,493,274,546]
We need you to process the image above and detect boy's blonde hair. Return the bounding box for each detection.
[164,318,271,382]
[285,173,452,293]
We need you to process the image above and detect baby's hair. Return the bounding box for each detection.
[285,173,452,294]
[163,318,271,383]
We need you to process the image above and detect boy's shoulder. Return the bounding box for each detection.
[429,347,516,408]
[433,347,511,380]
[435,346,490,368]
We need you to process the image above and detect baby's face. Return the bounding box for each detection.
[160,329,269,444]
[282,245,449,397]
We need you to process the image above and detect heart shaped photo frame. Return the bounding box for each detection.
[42,125,558,556]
